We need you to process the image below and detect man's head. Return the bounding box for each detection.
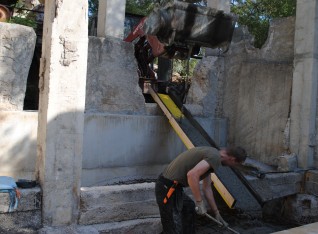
[220,146,247,166]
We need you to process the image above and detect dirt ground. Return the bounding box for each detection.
[195,211,297,234]
[0,216,297,234]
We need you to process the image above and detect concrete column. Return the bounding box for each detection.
[36,0,88,226]
[97,0,126,39]
[290,0,318,169]
[207,0,230,13]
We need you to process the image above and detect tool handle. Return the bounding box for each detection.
[204,213,240,234]
[163,187,175,204]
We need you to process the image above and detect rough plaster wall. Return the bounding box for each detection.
[189,17,295,165]
[187,56,224,117]
[315,64,318,168]
[85,36,146,114]
[224,17,295,165]
[316,100,318,168]
[0,23,36,110]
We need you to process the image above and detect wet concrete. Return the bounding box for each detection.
[194,190,299,234]
[195,211,298,234]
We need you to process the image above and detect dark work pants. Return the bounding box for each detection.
[155,177,196,234]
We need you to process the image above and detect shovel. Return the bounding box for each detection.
[204,213,240,234]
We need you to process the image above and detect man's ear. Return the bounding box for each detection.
[230,156,237,163]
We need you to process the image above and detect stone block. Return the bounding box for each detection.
[79,183,160,225]
[0,23,36,110]
[0,187,41,213]
[305,170,318,196]
[283,194,318,225]
[38,218,162,234]
[186,56,221,117]
[92,218,162,234]
[247,173,302,201]
[86,36,146,114]
[277,153,298,171]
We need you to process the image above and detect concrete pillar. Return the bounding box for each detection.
[36,0,88,226]
[289,0,318,169]
[97,0,126,39]
[207,0,230,13]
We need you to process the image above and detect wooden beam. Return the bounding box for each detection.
[148,85,236,208]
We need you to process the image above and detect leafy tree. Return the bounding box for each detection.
[173,58,198,77]
[125,0,155,16]
[231,0,297,48]
[88,0,98,18]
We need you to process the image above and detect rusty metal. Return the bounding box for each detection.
[124,1,237,98]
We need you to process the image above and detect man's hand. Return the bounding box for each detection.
[215,210,229,227]
[195,200,207,215]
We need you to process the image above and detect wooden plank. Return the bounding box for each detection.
[148,85,236,208]
[148,86,194,149]
[211,173,236,208]
[158,93,184,119]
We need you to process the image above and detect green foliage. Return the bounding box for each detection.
[173,58,198,77]
[231,0,296,48]
[126,0,155,16]
[88,0,98,17]
[8,16,37,28]
[5,0,37,28]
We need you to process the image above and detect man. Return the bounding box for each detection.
[155,146,247,233]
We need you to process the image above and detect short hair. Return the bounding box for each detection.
[226,146,247,163]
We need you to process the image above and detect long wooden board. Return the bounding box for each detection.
[148,85,236,208]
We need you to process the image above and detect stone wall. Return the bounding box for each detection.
[188,17,295,166]
[0,23,36,111]
[85,36,146,114]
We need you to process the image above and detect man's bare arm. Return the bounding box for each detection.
[187,160,210,202]
[202,175,218,214]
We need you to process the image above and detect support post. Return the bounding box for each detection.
[97,0,126,39]
[36,0,88,226]
[289,0,318,169]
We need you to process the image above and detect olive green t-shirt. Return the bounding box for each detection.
[162,146,221,187]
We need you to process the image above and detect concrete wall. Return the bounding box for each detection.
[0,16,315,184]
[0,112,38,180]
[82,113,186,186]
[0,110,224,186]
[0,111,184,182]
[1,34,226,186]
